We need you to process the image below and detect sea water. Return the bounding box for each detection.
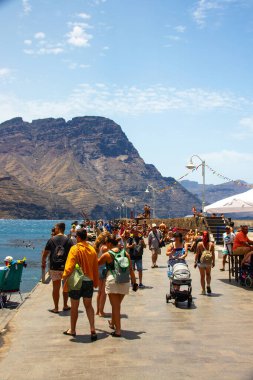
[0,220,72,292]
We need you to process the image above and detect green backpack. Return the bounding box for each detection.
[109,249,130,284]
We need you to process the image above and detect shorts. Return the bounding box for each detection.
[131,258,143,271]
[197,263,211,269]
[99,265,107,280]
[69,280,94,300]
[233,247,251,256]
[49,270,63,281]
[105,274,129,295]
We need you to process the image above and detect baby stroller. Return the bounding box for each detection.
[240,263,253,288]
[166,259,192,308]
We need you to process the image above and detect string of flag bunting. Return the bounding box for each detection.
[155,163,252,194]
[157,164,202,193]
[205,164,253,189]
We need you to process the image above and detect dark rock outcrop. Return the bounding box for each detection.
[0,116,200,219]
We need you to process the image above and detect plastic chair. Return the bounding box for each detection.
[0,267,9,308]
[0,261,25,303]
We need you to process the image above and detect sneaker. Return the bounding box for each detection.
[207,286,212,294]
[139,283,145,289]
[201,289,206,295]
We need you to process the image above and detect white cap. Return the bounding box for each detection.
[152,223,157,228]
[75,225,82,231]
[4,256,13,262]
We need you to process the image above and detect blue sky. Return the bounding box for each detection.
[1,0,253,185]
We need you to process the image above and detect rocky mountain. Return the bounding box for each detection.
[181,180,249,205]
[0,116,201,219]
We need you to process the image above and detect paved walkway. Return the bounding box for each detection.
[0,247,253,380]
[0,292,29,332]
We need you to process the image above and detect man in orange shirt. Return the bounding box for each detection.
[62,228,99,341]
[233,225,253,256]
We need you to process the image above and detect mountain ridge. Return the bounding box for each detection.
[0,116,201,219]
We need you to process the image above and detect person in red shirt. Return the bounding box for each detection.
[233,225,253,256]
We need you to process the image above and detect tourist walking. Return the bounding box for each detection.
[62,228,99,341]
[194,231,215,294]
[94,231,110,317]
[148,223,163,268]
[127,227,146,288]
[98,235,137,337]
[220,226,235,271]
[42,222,73,313]
[166,232,188,261]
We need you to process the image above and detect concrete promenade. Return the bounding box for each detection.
[0,247,253,380]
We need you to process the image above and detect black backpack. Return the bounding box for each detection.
[51,237,69,270]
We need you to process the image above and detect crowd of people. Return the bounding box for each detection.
[41,219,253,340]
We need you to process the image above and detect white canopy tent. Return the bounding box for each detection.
[204,189,253,214]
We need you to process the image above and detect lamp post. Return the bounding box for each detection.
[145,184,157,218]
[130,197,136,218]
[186,155,206,213]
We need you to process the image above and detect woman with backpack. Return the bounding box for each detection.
[194,231,215,295]
[98,234,138,337]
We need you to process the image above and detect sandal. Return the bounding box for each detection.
[63,307,71,311]
[91,332,98,341]
[49,309,59,314]
[108,320,115,330]
[111,331,121,338]
[63,329,76,337]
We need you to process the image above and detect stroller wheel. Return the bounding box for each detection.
[187,296,192,308]
[166,294,171,303]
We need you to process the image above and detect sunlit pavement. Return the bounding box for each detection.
[0,246,252,380]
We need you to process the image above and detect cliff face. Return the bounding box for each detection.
[0,116,200,219]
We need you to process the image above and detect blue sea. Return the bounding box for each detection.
[0,220,73,292]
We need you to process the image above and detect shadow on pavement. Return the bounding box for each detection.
[219,278,253,291]
[70,330,109,344]
[121,330,146,340]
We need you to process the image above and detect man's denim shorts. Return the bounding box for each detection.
[131,259,143,271]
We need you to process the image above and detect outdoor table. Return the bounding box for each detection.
[229,253,244,283]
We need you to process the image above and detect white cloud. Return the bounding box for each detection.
[22,0,31,15]
[34,32,46,40]
[24,44,64,56]
[0,84,249,123]
[0,68,11,79]
[175,25,186,33]
[167,35,181,41]
[199,150,253,183]
[67,24,92,47]
[233,117,253,140]
[192,0,242,27]
[78,13,91,20]
[24,39,32,45]
[193,0,220,27]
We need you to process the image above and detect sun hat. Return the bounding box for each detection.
[4,256,13,262]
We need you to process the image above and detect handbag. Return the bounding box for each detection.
[154,232,165,248]
[68,264,87,291]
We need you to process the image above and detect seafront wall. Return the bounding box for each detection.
[137,217,206,231]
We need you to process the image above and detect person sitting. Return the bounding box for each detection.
[233,225,253,256]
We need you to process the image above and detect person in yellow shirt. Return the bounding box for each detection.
[62,228,99,341]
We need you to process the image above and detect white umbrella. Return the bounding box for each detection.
[204,188,253,214]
